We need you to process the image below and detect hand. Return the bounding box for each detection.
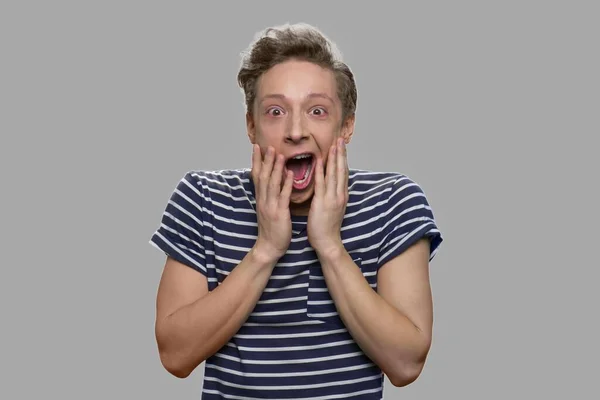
[251,144,294,262]
[307,138,349,255]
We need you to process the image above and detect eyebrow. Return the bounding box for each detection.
[260,92,335,103]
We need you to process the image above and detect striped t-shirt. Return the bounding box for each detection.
[150,167,443,399]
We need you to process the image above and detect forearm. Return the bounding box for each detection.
[316,246,431,385]
[156,245,277,377]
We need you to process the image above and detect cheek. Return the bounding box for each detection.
[254,128,278,147]
[256,119,285,138]
[315,134,337,154]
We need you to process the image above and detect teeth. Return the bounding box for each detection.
[293,162,313,184]
[292,154,311,160]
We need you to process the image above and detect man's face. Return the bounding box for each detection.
[246,59,355,213]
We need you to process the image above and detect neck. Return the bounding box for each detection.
[290,201,311,217]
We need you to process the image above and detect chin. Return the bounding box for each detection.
[289,187,314,211]
[290,189,313,204]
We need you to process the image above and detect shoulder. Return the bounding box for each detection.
[176,168,252,199]
[180,168,250,188]
[348,168,427,204]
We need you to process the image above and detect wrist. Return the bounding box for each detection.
[314,239,346,262]
[251,241,283,266]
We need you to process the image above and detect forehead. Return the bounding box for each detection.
[256,59,338,102]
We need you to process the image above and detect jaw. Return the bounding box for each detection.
[290,180,315,202]
[289,186,314,215]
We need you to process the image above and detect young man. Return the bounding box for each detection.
[149,23,443,399]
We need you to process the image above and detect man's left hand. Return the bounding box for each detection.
[307,138,349,255]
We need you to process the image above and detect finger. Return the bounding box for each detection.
[314,156,325,196]
[279,170,294,208]
[268,154,285,203]
[326,143,336,196]
[337,139,348,197]
[251,144,262,181]
[259,146,274,201]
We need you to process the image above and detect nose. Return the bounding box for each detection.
[285,114,309,143]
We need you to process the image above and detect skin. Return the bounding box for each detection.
[154,59,434,387]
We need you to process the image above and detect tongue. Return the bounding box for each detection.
[287,158,310,180]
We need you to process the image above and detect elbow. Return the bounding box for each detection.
[159,349,194,379]
[155,324,198,379]
[156,334,200,379]
[387,361,425,387]
[386,346,430,387]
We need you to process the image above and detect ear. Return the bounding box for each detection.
[341,113,356,144]
[246,112,256,144]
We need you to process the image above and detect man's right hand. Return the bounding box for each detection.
[251,144,294,262]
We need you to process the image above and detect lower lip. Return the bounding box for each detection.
[291,159,314,191]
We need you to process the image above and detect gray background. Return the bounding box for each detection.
[2,1,599,399]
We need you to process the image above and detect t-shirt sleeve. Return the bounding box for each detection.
[149,172,209,276]
[377,175,443,269]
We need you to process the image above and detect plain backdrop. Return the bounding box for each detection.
[1,1,599,399]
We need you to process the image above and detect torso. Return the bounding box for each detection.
[151,167,442,399]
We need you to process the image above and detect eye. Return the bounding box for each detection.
[266,107,284,116]
[310,107,327,116]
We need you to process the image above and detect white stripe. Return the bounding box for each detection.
[234,328,346,339]
[257,295,307,305]
[250,308,307,317]
[263,283,308,293]
[243,320,324,327]
[205,360,374,377]
[203,373,381,391]
[307,299,334,305]
[269,270,310,280]
[308,311,339,318]
[214,351,363,365]
[226,339,354,352]
[430,242,441,260]
[202,386,383,400]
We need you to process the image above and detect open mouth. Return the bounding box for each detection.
[285,153,314,190]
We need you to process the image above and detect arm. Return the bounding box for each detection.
[316,238,433,387]
[153,148,295,378]
[155,245,278,378]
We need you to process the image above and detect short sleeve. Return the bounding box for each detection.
[377,175,443,269]
[149,172,209,276]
